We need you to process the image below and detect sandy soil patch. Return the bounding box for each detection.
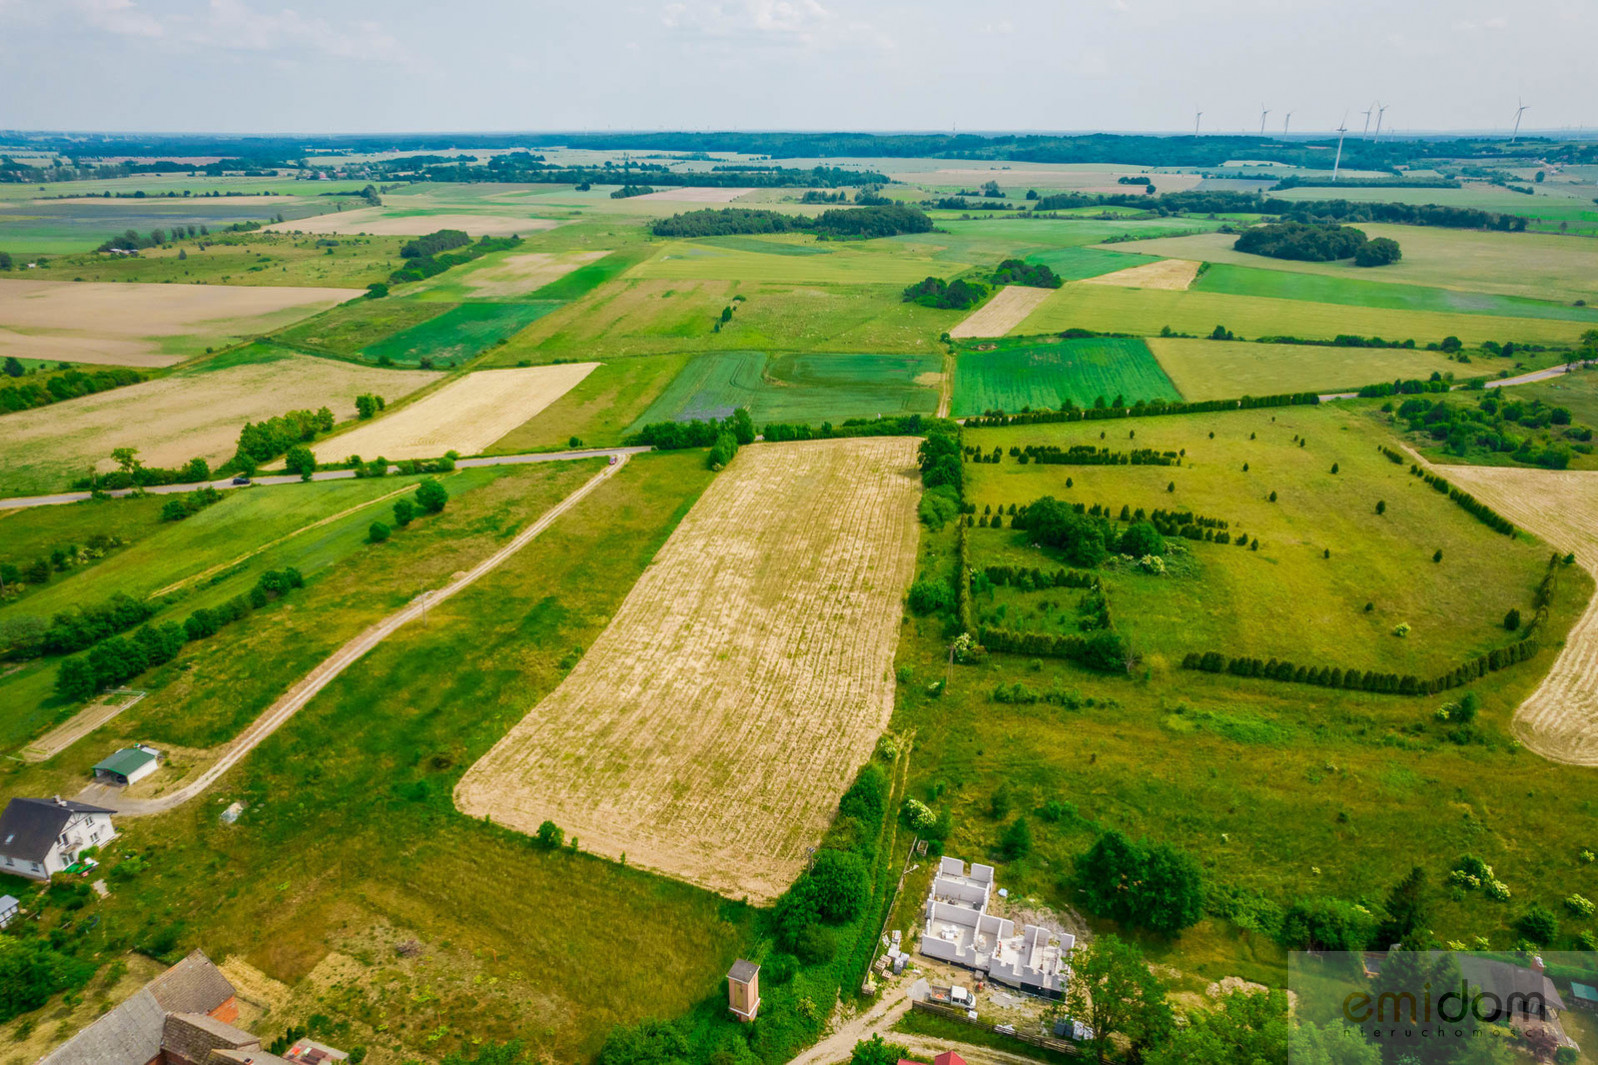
[1080,258,1202,291]
[267,208,561,237]
[628,187,755,203]
[314,364,598,461]
[0,355,431,494]
[0,278,359,365]
[1432,464,1598,764]
[950,285,1054,338]
[449,250,606,298]
[455,437,923,903]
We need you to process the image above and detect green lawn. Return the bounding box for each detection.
[1022,245,1160,280]
[1014,282,1597,346]
[30,232,405,287]
[360,301,563,366]
[1148,338,1462,400]
[891,401,1597,988]
[630,350,942,427]
[951,336,1180,415]
[0,494,169,575]
[527,245,652,300]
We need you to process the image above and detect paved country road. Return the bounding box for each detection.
[0,446,651,511]
[77,456,629,816]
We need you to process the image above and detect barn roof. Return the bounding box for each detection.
[93,747,158,777]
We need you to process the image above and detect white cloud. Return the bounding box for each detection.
[981,19,1014,34]
[74,0,166,38]
[660,0,887,48]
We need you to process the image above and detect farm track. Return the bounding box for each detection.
[1405,450,1598,764]
[79,456,628,816]
[455,437,923,903]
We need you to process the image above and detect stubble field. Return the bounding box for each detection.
[0,351,432,496]
[313,363,599,461]
[455,437,923,903]
[0,277,362,366]
[948,285,1053,338]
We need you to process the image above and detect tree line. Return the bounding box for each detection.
[625,409,756,453]
[55,568,305,700]
[1233,220,1396,264]
[650,205,932,240]
[962,390,1320,428]
[1,365,146,414]
[901,275,987,310]
[761,413,953,442]
[389,232,522,284]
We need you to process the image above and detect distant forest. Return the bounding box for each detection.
[651,205,933,240]
[4,129,1597,180]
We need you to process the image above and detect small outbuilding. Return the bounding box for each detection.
[93,745,162,787]
[0,894,17,928]
[1571,982,1598,1011]
[727,959,760,1022]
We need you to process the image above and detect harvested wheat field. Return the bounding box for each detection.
[268,209,560,237]
[449,251,606,297]
[629,187,754,203]
[0,278,359,366]
[456,437,923,902]
[1080,258,1202,291]
[315,363,599,461]
[0,353,430,496]
[1439,463,1598,764]
[950,285,1054,339]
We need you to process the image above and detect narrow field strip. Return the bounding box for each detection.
[455,437,924,903]
[1421,461,1598,764]
[1079,257,1202,291]
[150,482,420,598]
[314,363,599,462]
[87,457,623,816]
[21,689,145,762]
[949,285,1053,339]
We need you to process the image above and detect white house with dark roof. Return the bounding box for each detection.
[0,797,116,881]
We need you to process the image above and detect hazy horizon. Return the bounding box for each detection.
[0,0,1591,137]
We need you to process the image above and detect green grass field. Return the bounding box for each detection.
[1193,262,1598,324]
[1015,282,1597,346]
[892,401,1596,986]
[951,336,1180,414]
[1117,225,1598,305]
[1148,338,1463,400]
[527,245,651,300]
[634,236,964,285]
[487,278,961,362]
[1021,245,1160,280]
[14,231,404,286]
[272,296,457,358]
[360,301,562,366]
[1500,366,1598,427]
[630,350,942,426]
[485,353,692,452]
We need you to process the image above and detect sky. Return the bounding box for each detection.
[0,0,1593,136]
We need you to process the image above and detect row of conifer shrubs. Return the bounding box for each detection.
[1377,443,1517,536]
[1181,639,1541,697]
[964,391,1320,428]
[1014,444,1180,466]
[978,625,1127,673]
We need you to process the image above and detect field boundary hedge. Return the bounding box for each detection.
[962,391,1319,428]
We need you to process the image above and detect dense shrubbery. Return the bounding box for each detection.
[762,414,955,441]
[1,366,145,414]
[159,486,223,522]
[1011,444,1180,467]
[980,625,1128,672]
[390,233,522,283]
[1395,391,1588,471]
[990,258,1062,288]
[651,205,932,240]
[232,407,334,470]
[399,229,470,259]
[1234,221,1374,262]
[54,568,303,699]
[1075,829,1206,935]
[901,275,988,309]
[1354,236,1403,267]
[610,184,655,198]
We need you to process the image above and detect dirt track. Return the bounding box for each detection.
[83,456,626,815]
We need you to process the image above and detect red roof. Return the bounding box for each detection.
[934,1053,967,1065]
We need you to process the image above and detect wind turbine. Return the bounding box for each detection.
[1511,99,1530,142]
[1283,111,1295,135]
[1259,105,1270,135]
[1374,103,1388,140]
[1194,109,1202,137]
[1332,114,1349,183]
[1361,105,1373,137]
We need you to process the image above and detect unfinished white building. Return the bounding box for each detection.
[919,856,1073,998]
